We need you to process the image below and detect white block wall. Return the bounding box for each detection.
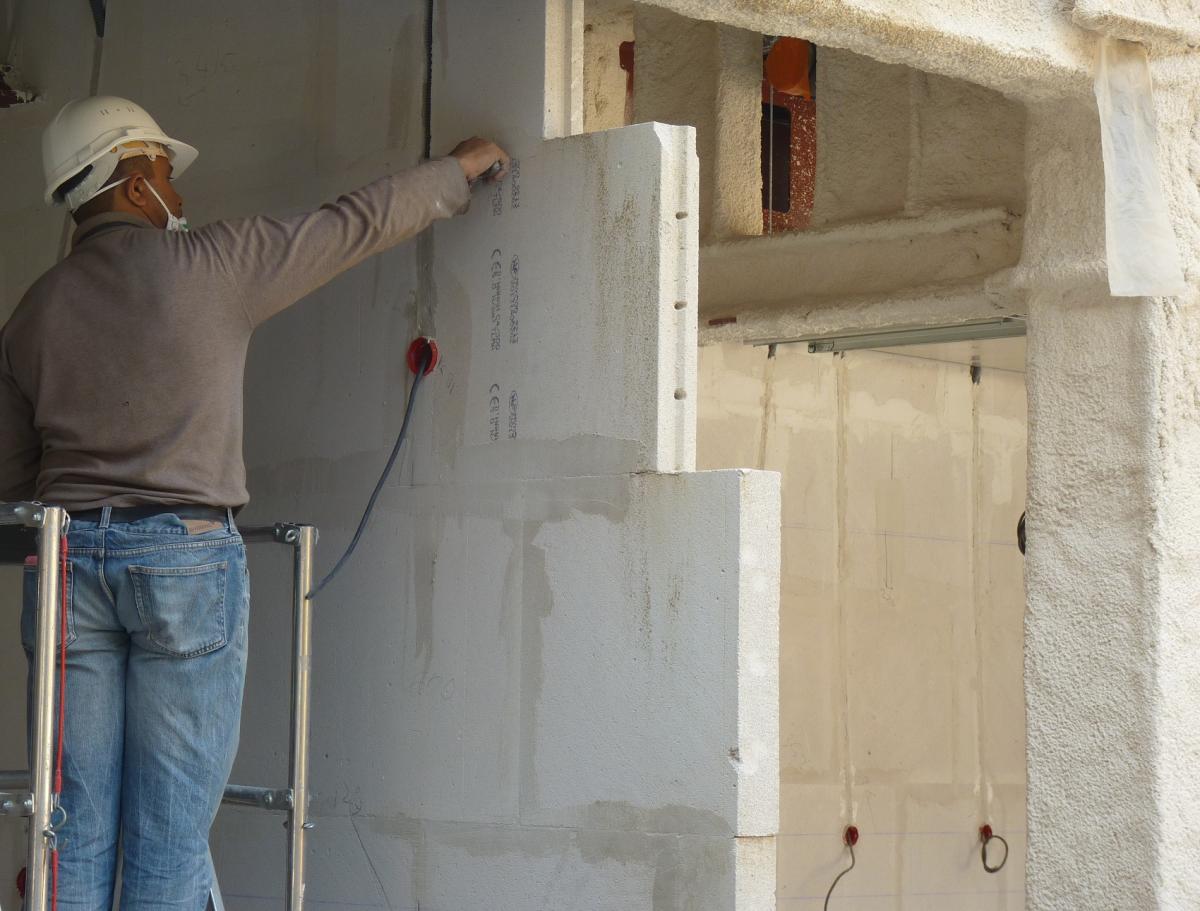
[0,2,780,910]
[415,124,698,482]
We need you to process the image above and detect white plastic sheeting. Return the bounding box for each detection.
[1093,36,1186,297]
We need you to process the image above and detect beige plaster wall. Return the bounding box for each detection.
[699,341,1027,909]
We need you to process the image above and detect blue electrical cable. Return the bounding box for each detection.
[308,350,430,598]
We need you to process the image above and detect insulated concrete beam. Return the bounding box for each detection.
[700,208,1022,319]
[699,275,1026,346]
[1072,0,1200,46]
[635,0,1098,101]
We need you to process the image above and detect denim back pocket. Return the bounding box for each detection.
[129,561,229,658]
[21,562,76,654]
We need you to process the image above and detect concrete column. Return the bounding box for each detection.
[632,6,761,240]
[1023,70,1200,908]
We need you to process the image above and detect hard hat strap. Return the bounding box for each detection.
[64,142,168,211]
[70,176,129,212]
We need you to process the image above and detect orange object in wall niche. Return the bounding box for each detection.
[765,37,814,99]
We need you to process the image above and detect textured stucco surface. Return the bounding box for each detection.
[636,0,1097,100]
[1023,54,1200,907]
[699,276,1026,348]
[1073,0,1200,45]
[700,341,1028,909]
[632,6,762,240]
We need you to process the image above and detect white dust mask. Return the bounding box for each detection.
[145,181,189,232]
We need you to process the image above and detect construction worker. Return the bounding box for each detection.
[0,95,508,908]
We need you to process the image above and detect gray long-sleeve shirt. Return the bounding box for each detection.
[0,157,469,511]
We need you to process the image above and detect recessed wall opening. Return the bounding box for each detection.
[699,335,1028,908]
[586,1,1033,904]
[584,2,1026,247]
[762,99,793,215]
[761,37,816,233]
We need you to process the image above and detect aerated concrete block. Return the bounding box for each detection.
[415,122,699,483]
[290,470,778,836]
[238,466,780,911]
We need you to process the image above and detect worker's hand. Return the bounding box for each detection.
[449,137,510,184]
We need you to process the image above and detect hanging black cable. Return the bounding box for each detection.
[88,0,106,37]
[314,0,440,601]
[422,0,435,160]
[308,349,430,598]
[823,827,858,910]
[980,825,1009,874]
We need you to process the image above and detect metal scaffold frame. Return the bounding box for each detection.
[0,503,317,911]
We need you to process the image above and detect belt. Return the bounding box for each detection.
[69,505,230,524]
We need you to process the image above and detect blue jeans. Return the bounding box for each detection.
[21,508,249,910]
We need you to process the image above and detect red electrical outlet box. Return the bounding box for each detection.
[406,337,439,376]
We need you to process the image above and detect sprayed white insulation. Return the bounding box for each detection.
[1073,0,1200,46]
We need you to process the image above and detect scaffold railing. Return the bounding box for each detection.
[0,504,317,911]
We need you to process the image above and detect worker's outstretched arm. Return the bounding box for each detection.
[194,138,508,328]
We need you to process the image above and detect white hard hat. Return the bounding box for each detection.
[42,95,198,207]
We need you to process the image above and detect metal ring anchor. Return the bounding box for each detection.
[42,803,68,854]
[980,825,1009,874]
